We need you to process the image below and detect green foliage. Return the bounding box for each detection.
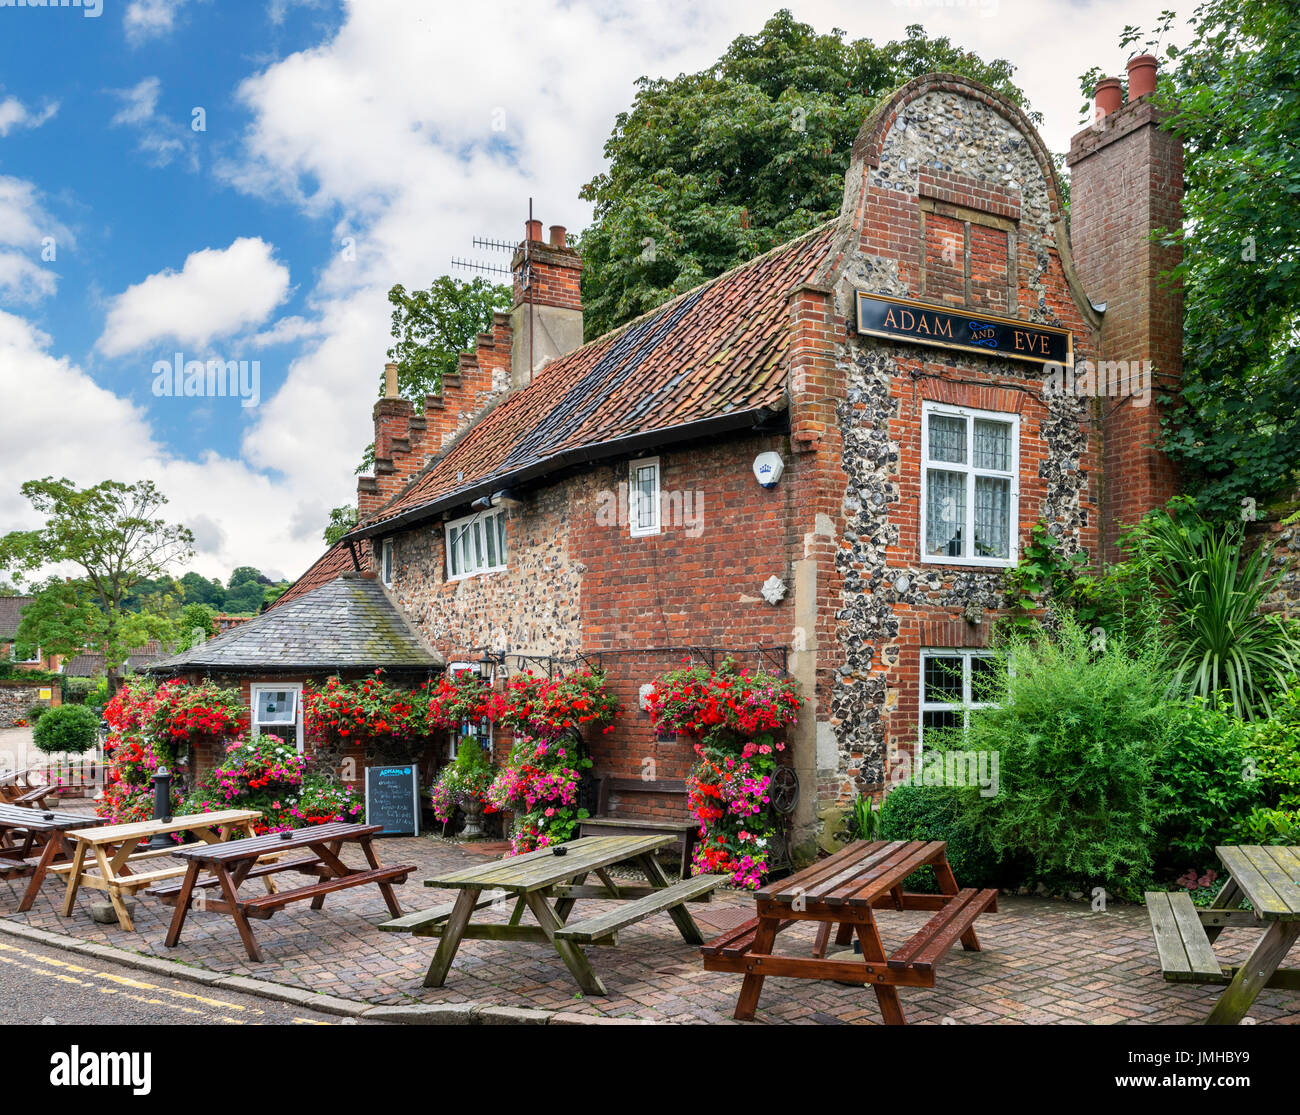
[879,783,1004,891]
[954,618,1171,896]
[1143,0,1300,515]
[60,676,96,704]
[1151,700,1261,870]
[32,704,100,755]
[1131,500,1298,719]
[839,793,882,843]
[1243,684,1300,808]
[179,571,226,608]
[323,505,358,546]
[579,11,1037,338]
[0,478,192,682]
[26,703,48,724]
[386,276,511,403]
[177,603,215,649]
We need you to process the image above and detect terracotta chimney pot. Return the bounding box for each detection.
[525,218,543,243]
[1127,54,1158,100]
[384,362,399,399]
[549,225,566,249]
[1094,77,1123,121]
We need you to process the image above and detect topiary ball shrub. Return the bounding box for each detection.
[32,704,100,756]
[878,782,1004,891]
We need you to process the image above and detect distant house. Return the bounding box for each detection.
[0,596,60,673]
[61,642,165,679]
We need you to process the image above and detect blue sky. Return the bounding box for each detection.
[0,0,1188,584]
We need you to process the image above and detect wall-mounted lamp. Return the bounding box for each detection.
[470,489,525,512]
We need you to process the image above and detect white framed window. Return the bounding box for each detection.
[250,683,304,754]
[921,402,1019,566]
[919,650,997,742]
[445,510,508,580]
[629,456,661,537]
[381,538,394,586]
[8,642,40,665]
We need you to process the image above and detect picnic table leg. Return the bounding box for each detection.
[636,852,706,946]
[1205,920,1300,1026]
[932,852,980,952]
[60,840,88,917]
[1204,877,1244,944]
[423,888,480,988]
[553,872,588,925]
[358,835,403,918]
[214,863,264,963]
[17,831,64,913]
[163,860,202,948]
[812,921,833,959]
[734,916,779,1021]
[94,845,136,932]
[523,890,608,996]
[856,914,906,1026]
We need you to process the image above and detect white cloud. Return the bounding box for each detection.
[123,0,187,45]
[97,237,291,357]
[108,77,196,168]
[0,96,58,137]
[0,176,70,304]
[249,314,322,348]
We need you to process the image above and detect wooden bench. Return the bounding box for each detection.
[579,778,697,878]
[887,887,998,973]
[554,873,726,944]
[1145,890,1225,983]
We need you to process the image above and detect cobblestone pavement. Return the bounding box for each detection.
[4,831,1299,1025]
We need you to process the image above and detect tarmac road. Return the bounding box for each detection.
[0,934,363,1025]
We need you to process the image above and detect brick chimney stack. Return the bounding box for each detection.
[1067,53,1184,562]
[510,217,583,391]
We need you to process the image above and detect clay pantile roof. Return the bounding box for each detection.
[352,222,837,537]
[0,596,32,640]
[266,538,370,612]
[144,573,442,673]
[63,643,164,678]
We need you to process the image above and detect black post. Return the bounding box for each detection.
[148,767,173,849]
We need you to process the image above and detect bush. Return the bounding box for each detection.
[878,783,1004,891]
[26,702,49,724]
[32,704,100,755]
[61,676,96,705]
[1243,684,1300,808]
[953,617,1170,897]
[1151,701,1261,872]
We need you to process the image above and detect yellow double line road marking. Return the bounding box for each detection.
[0,941,331,1024]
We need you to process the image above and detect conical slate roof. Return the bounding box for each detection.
[146,573,442,673]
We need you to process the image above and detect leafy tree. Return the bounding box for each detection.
[578,11,1037,338]
[1094,1,1300,516]
[223,580,266,616]
[0,478,193,692]
[324,504,358,545]
[386,276,511,402]
[180,570,226,609]
[177,602,216,649]
[227,565,269,590]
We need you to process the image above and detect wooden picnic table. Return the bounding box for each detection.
[382,834,725,995]
[56,809,265,931]
[1145,844,1300,1025]
[0,803,101,912]
[701,839,998,1024]
[152,822,415,962]
[0,769,59,809]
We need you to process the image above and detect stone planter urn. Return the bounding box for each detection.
[462,798,486,838]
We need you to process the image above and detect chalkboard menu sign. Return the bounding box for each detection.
[364,764,419,837]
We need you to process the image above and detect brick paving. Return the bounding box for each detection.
[4,830,1299,1025]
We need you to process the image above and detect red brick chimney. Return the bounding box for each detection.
[510,216,583,390]
[1067,54,1184,561]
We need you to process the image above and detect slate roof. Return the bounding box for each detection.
[144,573,442,673]
[265,538,369,612]
[351,221,838,537]
[0,596,31,640]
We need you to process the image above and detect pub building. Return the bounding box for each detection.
[149,58,1182,855]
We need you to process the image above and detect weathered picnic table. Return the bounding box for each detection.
[56,809,265,931]
[151,822,415,962]
[0,769,59,809]
[382,834,725,995]
[0,803,101,912]
[1146,844,1300,1025]
[701,839,998,1024]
